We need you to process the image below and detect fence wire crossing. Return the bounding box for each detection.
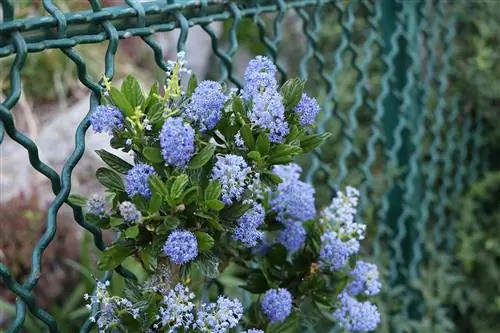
[0,1,485,332]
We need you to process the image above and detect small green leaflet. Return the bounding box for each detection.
[189,144,216,169]
[95,167,125,192]
[95,149,133,174]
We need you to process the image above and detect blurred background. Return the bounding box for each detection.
[1,0,499,332]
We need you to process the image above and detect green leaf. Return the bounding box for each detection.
[95,149,133,174]
[140,244,158,271]
[110,216,124,227]
[156,216,180,235]
[300,132,332,153]
[268,244,287,266]
[149,193,162,212]
[124,225,140,238]
[195,232,215,252]
[98,242,134,270]
[232,96,244,119]
[96,167,124,192]
[148,175,169,198]
[239,269,269,294]
[206,199,225,211]
[147,101,165,124]
[280,78,305,109]
[68,194,87,207]
[267,312,300,333]
[261,171,283,185]
[240,125,254,149]
[204,181,221,202]
[121,75,145,107]
[143,82,159,110]
[171,174,189,200]
[247,150,261,161]
[189,144,216,170]
[256,133,270,155]
[187,73,198,97]
[268,144,303,164]
[181,186,200,205]
[194,211,224,231]
[194,254,219,279]
[86,213,110,229]
[143,147,164,164]
[109,87,134,117]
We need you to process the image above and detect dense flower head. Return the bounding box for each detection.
[86,194,106,217]
[125,163,157,198]
[159,117,196,168]
[277,222,307,252]
[270,164,316,224]
[249,91,289,143]
[319,232,360,272]
[157,283,196,331]
[261,288,293,323]
[194,296,243,333]
[347,261,382,297]
[243,56,278,101]
[242,330,264,333]
[333,292,380,332]
[323,186,361,226]
[90,105,124,134]
[233,204,265,247]
[294,93,320,126]
[163,230,198,264]
[185,80,228,131]
[118,201,142,224]
[234,131,246,150]
[211,154,251,205]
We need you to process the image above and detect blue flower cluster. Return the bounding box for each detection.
[125,163,157,199]
[233,204,265,247]
[333,292,380,332]
[194,296,243,333]
[163,230,198,264]
[347,261,382,297]
[90,105,124,134]
[118,201,142,224]
[294,93,320,126]
[211,154,251,205]
[277,222,307,252]
[319,232,359,271]
[242,330,264,333]
[86,194,106,217]
[185,80,228,132]
[159,117,195,168]
[242,56,278,101]
[157,283,196,331]
[249,91,289,143]
[261,288,293,323]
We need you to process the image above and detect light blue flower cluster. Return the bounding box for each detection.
[242,330,264,333]
[277,222,307,252]
[319,232,359,272]
[242,56,278,101]
[347,261,382,297]
[249,91,289,143]
[194,296,243,333]
[86,194,106,217]
[185,80,228,132]
[294,93,320,126]
[159,117,195,168]
[333,292,380,332]
[125,163,157,199]
[211,154,251,205]
[163,230,198,264]
[118,201,142,224]
[261,288,293,323]
[90,105,124,134]
[233,204,265,247]
[157,283,196,331]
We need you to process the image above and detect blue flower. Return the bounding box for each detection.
[118,201,142,224]
[347,261,382,297]
[163,230,198,264]
[294,93,320,125]
[233,204,265,247]
[242,330,264,333]
[159,117,196,168]
[158,283,196,331]
[319,232,359,272]
[90,105,124,134]
[333,292,380,332]
[270,164,316,224]
[211,154,251,205]
[249,91,289,143]
[277,222,307,252]
[234,131,246,150]
[125,163,157,198]
[185,80,228,131]
[195,296,243,333]
[243,56,278,101]
[261,288,293,323]
[86,194,106,217]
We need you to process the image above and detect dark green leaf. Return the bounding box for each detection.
[156,216,180,235]
[171,174,189,200]
[261,171,283,185]
[267,312,300,333]
[143,82,159,111]
[68,194,88,207]
[240,125,254,149]
[110,216,124,227]
[98,242,134,270]
[239,270,269,294]
[194,254,219,278]
[140,244,158,271]
[194,211,224,231]
[286,125,302,143]
[195,232,215,252]
[181,186,200,205]
[121,75,145,107]
[109,87,134,117]
[149,193,162,212]
[204,181,221,202]
[148,175,168,198]
[206,199,225,211]
[280,78,305,109]
[124,225,139,238]
[247,150,261,161]
[268,144,303,164]
[85,213,110,229]
[143,147,164,164]
[300,132,332,153]
[232,96,244,119]
[95,149,133,174]
[189,144,216,170]
[268,244,287,266]
[96,167,124,192]
[256,133,270,155]
[147,101,165,125]
[187,73,198,97]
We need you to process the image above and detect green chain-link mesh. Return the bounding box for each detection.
[0,1,485,332]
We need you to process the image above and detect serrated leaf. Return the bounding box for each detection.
[95,149,133,174]
[206,199,225,211]
[98,242,134,270]
[109,87,134,117]
[195,211,224,231]
[256,133,270,155]
[124,225,139,238]
[68,194,88,207]
[110,216,124,227]
[189,144,216,170]
[148,175,168,198]
[149,193,162,212]
[121,75,145,107]
[300,132,332,153]
[187,73,198,97]
[247,150,261,161]
[240,124,254,149]
[261,171,283,185]
[195,232,215,252]
[143,82,159,111]
[143,147,164,164]
[96,167,124,192]
[204,181,221,202]
[194,254,219,278]
[147,101,164,124]
[280,78,305,109]
[156,216,180,235]
[171,174,189,200]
